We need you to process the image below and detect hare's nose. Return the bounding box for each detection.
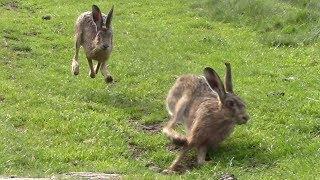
[102,44,109,49]
[242,115,249,121]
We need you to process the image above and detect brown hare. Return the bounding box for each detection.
[71,5,114,83]
[163,63,249,172]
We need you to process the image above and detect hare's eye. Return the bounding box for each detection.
[227,100,234,107]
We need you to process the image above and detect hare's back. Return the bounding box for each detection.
[167,75,217,105]
[166,75,199,115]
[167,75,199,100]
[194,76,219,99]
[184,77,220,129]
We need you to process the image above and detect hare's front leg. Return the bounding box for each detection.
[94,62,101,74]
[87,58,95,78]
[101,61,113,83]
[71,32,81,75]
[197,146,208,165]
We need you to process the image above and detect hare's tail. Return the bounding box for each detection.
[163,126,187,146]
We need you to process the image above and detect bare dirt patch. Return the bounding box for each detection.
[1,1,19,11]
[129,119,163,134]
[141,122,163,133]
[12,45,32,53]
[179,156,198,173]
[23,31,41,37]
[163,145,198,174]
[167,143,183,152]
[145,161,162,173]
[3,29,19,41]
[128,141,146,160]
[311,125,320,138]
[267,91,285,97]
[162,155,197,174]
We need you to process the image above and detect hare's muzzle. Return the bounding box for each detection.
[237,114,249,124]
[102,44,109,50]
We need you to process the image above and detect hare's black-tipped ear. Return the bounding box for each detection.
[203,67,226,100]
[224,62,234,93]
[92,5,103,30]
[105,5,114,28]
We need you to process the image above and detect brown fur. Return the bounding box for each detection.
[163,63,249,172]
[71,5,114,83]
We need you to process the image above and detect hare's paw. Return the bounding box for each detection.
[89,71,96,78]
[105,75,113,83]
[197,160,212,167]
[71,60,79,75]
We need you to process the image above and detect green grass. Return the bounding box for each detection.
[0,0,319,179]
[193,0,320,47]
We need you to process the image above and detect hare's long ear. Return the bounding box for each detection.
[204,67,226,101]
[105,5,114,28]
[92,5,103,30]
[224,62,234,93]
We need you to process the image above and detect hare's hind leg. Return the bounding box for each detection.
[166,93,190,125]
[166,83,184,116]
[167,145,192,172]
[101,61,113,83]
[71,32,81,75]
[163,94,190,145]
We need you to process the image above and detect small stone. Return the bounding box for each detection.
[283,76,296,82]
[162,169,176,174]
[42,15,51,20]
[148,165,161,173]
[220,173,237,180]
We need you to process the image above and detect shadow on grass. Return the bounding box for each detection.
[78,86,167,123]
[80,87,147,108]
[208,140,276,171]
[163,139,275,174]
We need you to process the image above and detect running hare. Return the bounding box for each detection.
[71,5,114,83]
[163,63,249,172]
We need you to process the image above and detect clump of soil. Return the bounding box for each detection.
[141,122,163,133]
[128,141,146,160]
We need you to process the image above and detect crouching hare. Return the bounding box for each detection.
[71,5,114,83]
[163,63,249,172]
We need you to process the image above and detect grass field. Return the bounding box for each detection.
[0,0,319,179]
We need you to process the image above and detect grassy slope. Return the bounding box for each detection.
[194,0,320,47]
[0,0,319,179]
